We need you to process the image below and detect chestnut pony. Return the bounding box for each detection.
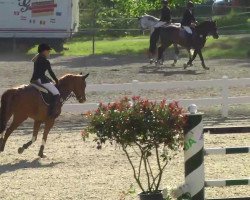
[0,73,89,158]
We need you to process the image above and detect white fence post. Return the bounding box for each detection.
[132,80,139,96]
[221,76,229,118]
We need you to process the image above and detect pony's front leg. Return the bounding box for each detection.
[18,121,42,154]
[38,120,55,158]
[184,50,198,69]
[198,50,209,70]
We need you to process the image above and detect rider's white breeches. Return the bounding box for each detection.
[183,26,192,34]
[37,79,60,95]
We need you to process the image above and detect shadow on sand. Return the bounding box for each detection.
[0,158,63,175]
[139,65,206,76]
[53,54,147,68]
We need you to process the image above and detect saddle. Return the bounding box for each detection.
[30,83,54,105]
[159,23,181,29]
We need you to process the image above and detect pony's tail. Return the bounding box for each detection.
[149,28,160,55]
[0,91,14,133]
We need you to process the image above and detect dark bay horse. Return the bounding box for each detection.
[0,73,89,158]
[151,21,219,70]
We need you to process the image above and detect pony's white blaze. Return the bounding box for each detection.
[1,133,4,139]
[42,139,46,146]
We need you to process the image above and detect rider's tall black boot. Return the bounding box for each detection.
[48,95,60,118]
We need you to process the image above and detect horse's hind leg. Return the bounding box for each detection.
[172,44,179,67]
[38,119,55,158]
[18,121,42,154]
[156,45,167,66]
[0,113,13,151]
[0,115,27,152]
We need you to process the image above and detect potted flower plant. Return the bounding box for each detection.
[85,96,187,200]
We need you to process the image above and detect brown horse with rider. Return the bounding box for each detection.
[0,44,89,158]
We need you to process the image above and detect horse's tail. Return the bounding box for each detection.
[149,28,160,54]
[0,90,15,133]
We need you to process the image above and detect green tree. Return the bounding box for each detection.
[78,0,204,34]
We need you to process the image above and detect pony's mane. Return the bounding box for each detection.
[58,74,79,86]
[59,74,75,81]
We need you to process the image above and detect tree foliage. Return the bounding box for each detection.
[80,0,204,17]
[79,0,204,33]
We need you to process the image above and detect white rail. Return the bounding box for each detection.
[1,76,250,117]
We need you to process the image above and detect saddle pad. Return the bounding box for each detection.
[30,83,52,105]
[30,83,48,94]
[163,23,181,28]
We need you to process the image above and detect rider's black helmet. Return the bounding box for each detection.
[162,0,168,5]
[187,1,194,8]
[38,43,52,53]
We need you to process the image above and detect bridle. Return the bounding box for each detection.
[61,92,85,105]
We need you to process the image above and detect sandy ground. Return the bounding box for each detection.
[0,54,250,199]
[0,130,249,200]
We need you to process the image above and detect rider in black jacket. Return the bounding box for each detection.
[31,44,60,118]
[181,1,197,47]
[181,3,196,27]
[160,0,171,23]
[149,0,171,55]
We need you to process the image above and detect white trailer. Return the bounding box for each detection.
[0,0,79,52]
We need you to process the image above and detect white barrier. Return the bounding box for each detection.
[1,76,250,117]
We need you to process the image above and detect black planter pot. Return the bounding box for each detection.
[139,191,164,200]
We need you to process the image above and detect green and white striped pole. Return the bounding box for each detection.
[184,104,205,200]
[205,178,250,187]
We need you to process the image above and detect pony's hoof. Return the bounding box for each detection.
[183,64,188,69]
[171,63,176,67]
[38,153,47,158]
[18,147,24,154]
[149,59,154,64]
[203,65,209,70]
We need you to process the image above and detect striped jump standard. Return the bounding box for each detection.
[177,104,250,200]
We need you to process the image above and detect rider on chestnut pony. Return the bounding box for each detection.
[30,44,60,118]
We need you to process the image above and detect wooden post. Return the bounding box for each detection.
[221,76,229,118]
[92,31,95,55]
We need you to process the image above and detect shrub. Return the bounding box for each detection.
[85,97,187,195]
